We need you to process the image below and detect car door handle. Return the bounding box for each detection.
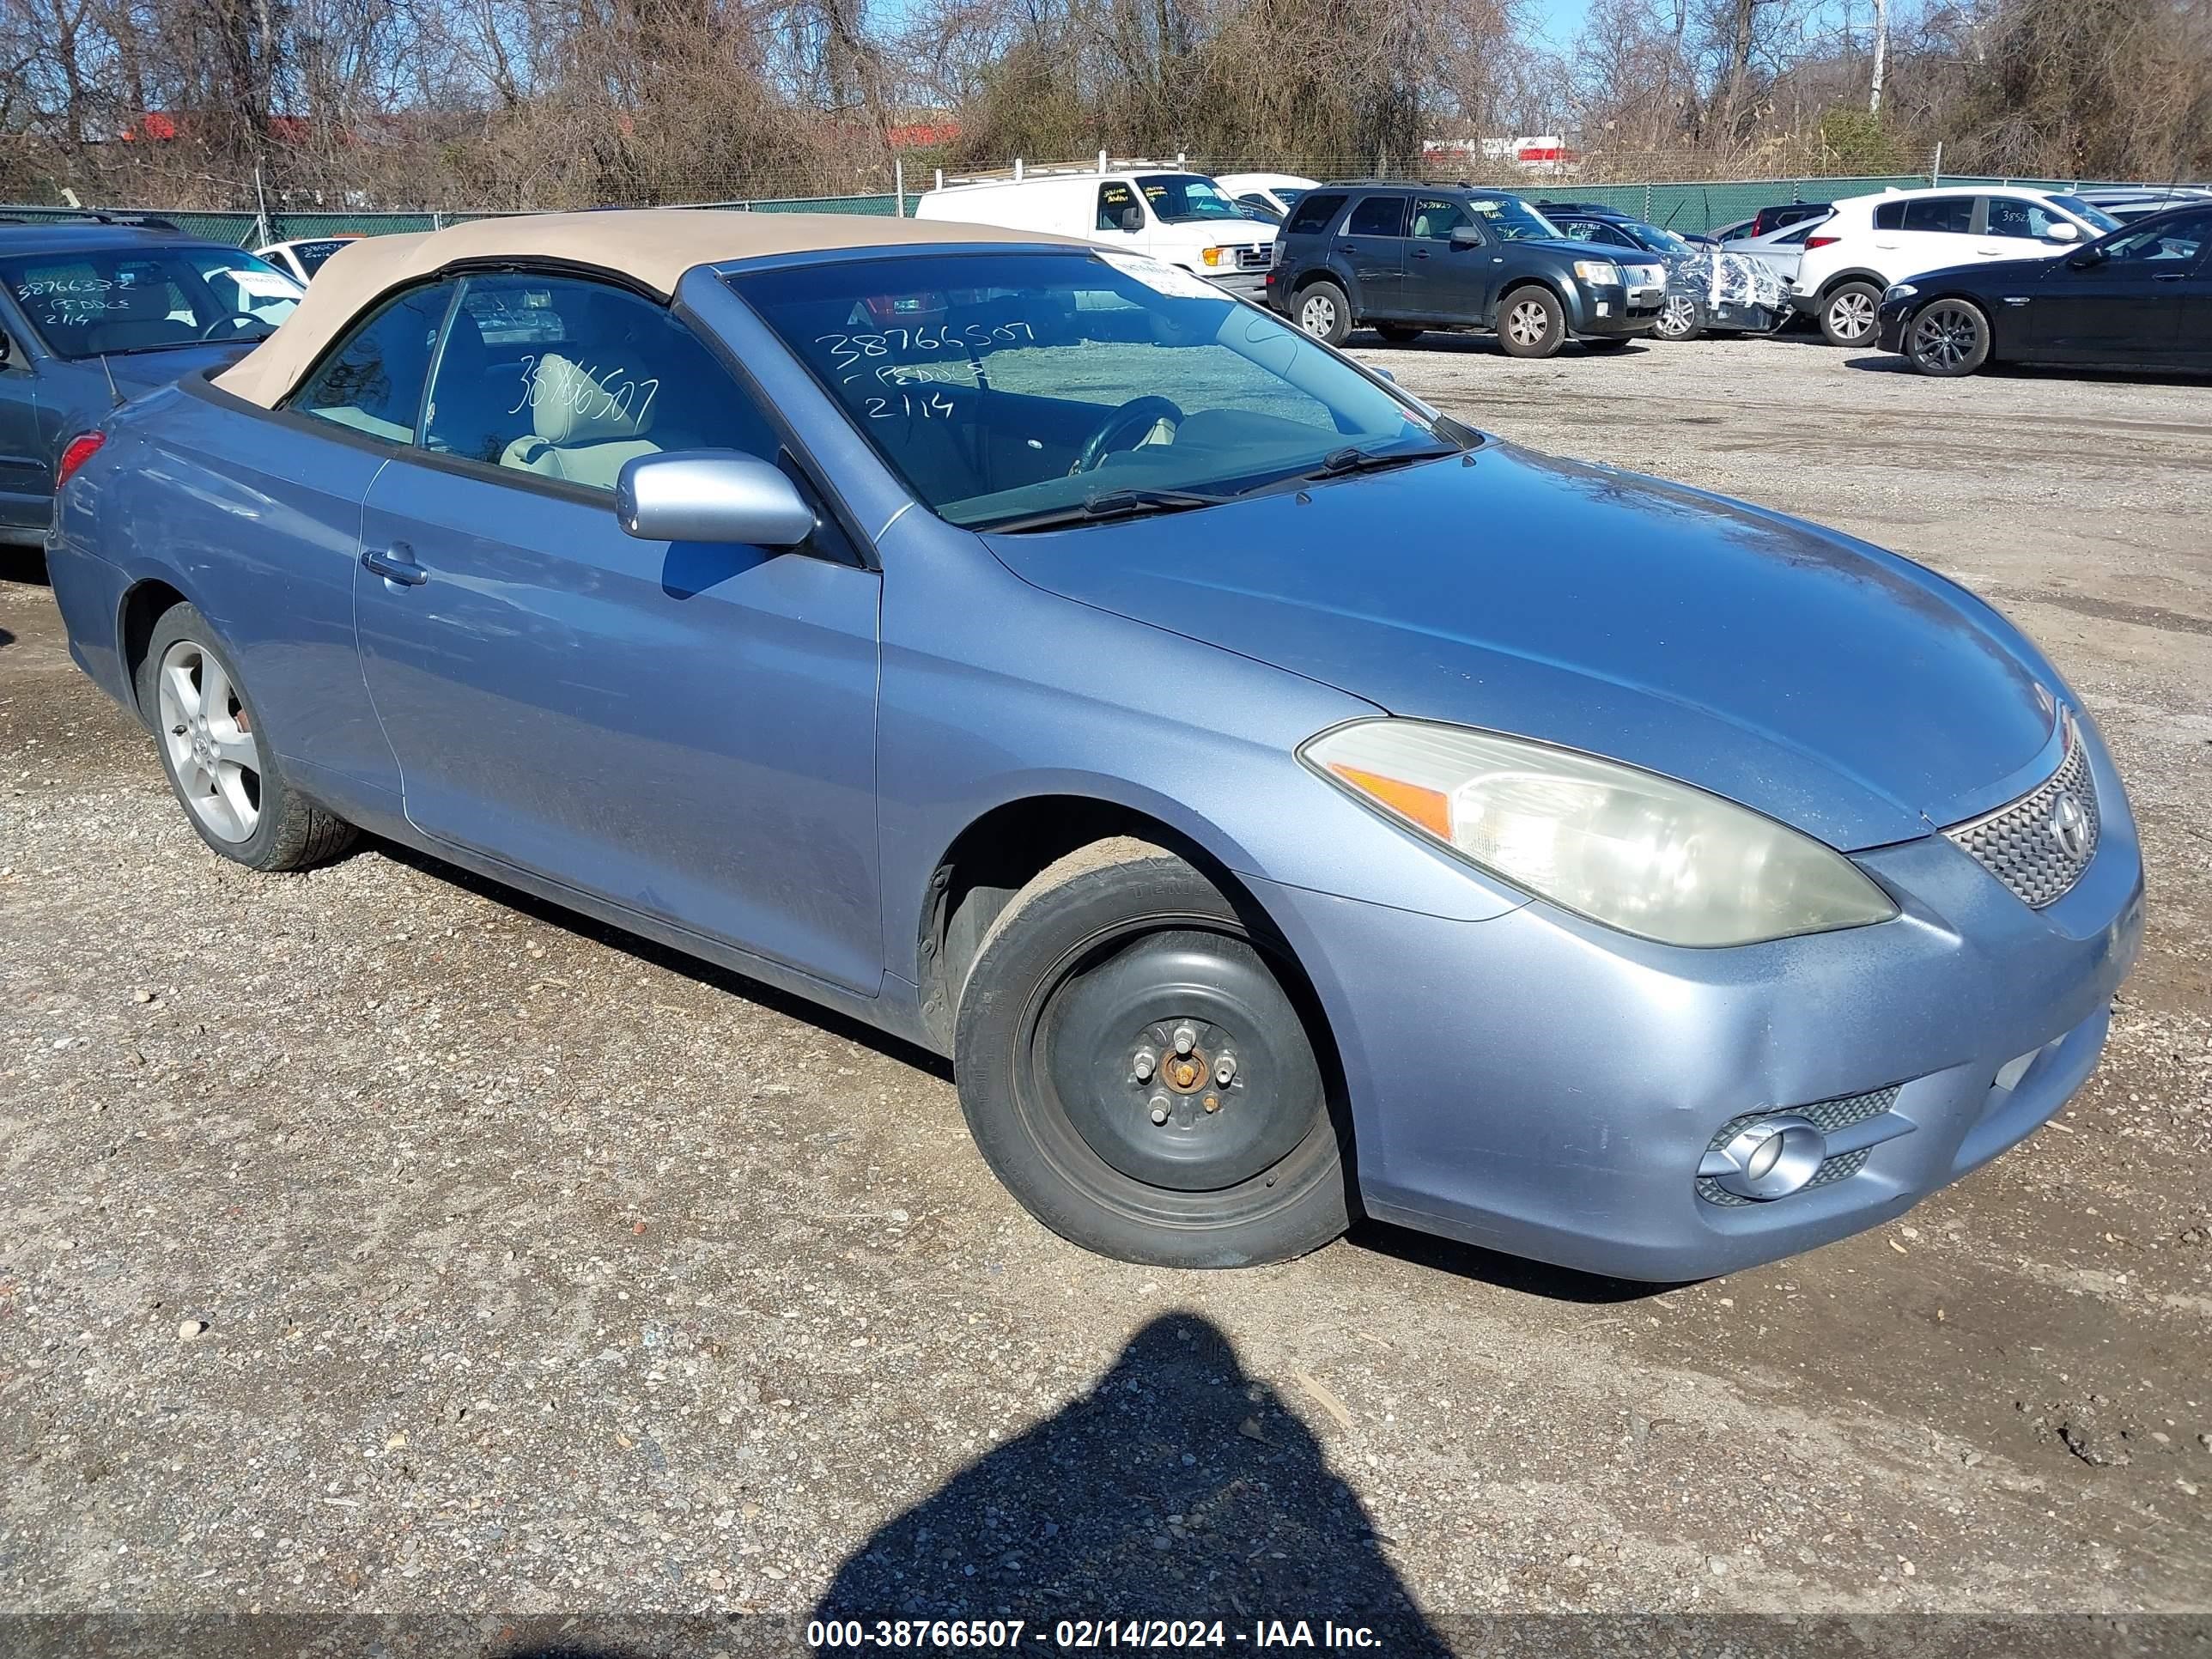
[362,543,427,586]
[2154,271,2185,282]
[1411,248,1431,259]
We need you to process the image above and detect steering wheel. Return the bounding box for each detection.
[1072,396,1186,475]
[199,313,262,341]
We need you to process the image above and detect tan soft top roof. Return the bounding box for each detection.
[216,208,1078,408]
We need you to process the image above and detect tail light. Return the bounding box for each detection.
[1805,234,1840,249]
[56,431,106,491]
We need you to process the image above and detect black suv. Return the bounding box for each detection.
[1263,185,1664,357]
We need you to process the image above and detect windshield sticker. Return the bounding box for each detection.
[1466,200,1503,212]
[1097,252,1222,301]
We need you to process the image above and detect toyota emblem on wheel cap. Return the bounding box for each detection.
[2049,790,2090,860]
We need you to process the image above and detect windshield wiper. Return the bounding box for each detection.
[1298,443,1459,482]
[980,486,1236,534]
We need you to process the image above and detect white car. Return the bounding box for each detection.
[914,168,1274,298]
[1212,173,1320,224]
[1790,185,2121,346]
[252,234,362,283]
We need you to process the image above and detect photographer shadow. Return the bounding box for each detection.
[813,1312,1450,1651]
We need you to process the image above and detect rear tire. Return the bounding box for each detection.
[1820,280,1882,347]
[1295,280,1352,346]
[1905,298,1991,376]
[135,603,356,872]
[1374,323,1425,344]
[953,838,1352,1268]
[1497,285,1565,358]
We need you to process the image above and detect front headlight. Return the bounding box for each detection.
[1571,259,1624,286]
[1886,282,1918,301]
[1301,720,1898,947]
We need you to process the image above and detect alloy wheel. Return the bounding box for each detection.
[1826,289,1876,343]
[1657,295,1697,338]
[1911,301,1981,371]
[1298,293,1337,337]
[156,639,261,843]
[1507,300,1549,347]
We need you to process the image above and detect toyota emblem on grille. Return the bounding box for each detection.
[2048,790,2090,860]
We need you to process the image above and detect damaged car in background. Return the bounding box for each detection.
[1540,203,1792,342]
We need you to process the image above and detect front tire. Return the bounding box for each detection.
[1294,280,1352,346]
[136,603,356,871]
[953,839,1352,1268]
[1905,298,1991,376]
[1497,285,1565,358]
[1654,293,1704,342]
[1820,280,1882,347]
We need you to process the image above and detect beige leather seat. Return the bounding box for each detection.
[500,354,660,489]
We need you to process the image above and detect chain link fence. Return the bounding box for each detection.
[4,150,2158,246]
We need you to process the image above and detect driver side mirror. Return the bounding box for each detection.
[1119,205,1144,234]
[2065,243,2106,269]
[2044,221,2082,244]
[1449,226,1482,249]
[616,451,816,547]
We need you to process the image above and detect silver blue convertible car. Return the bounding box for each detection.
[46,211,2143,1277]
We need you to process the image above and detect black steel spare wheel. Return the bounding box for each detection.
[953,838,1352,1267]
[1042,929,1318,1194]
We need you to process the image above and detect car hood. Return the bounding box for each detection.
[983,443,2059,851]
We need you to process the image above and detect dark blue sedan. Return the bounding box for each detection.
[1,219,301,545]
[45,211,2143,1276]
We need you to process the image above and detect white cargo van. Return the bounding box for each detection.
[914,167,1274,299]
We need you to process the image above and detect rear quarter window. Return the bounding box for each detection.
[1285,192,1346,235]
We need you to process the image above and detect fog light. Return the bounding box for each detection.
[1699,1114,1826,1200]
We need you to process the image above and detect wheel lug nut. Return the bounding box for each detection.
[1148,1095,1170,1126]
[1214,1054,1237,1085]
[1132,1048,1156,1082]
[1172,1024,1196,1055]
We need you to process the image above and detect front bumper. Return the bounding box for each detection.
[1206,267,1271,302]
[1876,296,1915,353]
[1569,281,1662,338]
[1247,719,2144,1281]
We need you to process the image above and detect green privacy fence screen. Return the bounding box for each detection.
[0,173,2140,246]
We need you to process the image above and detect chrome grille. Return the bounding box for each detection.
[1234,245,1271,270]
[1942,722,2100,908]
[1697,1086,1897,1207]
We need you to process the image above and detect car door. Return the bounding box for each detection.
[1402,197,1489,322]
[1337,193,1410,318]
[2027,211,2205,363]
[0,299,47,539]
[1095,180,1147,245]
[351,269,885,994]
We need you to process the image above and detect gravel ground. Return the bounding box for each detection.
[2,327,2209,1637]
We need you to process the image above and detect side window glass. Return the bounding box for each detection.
[1346,196,1409,238]
[1410,198,1469,240]
[1559,221,1596,240]
[289,282,453,444]
[1984,198,2057,239]
[421,274,781,493]
[1285,191,1346,235]
[1899,196,1972,234]
[1097,182,1141,234]
[1873,201,1905,231]
[2105,213,2209,263]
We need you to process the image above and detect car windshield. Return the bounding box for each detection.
[2,246,301,358]
[1626,221,1698,256]
[1464,196,1560,241]
[732,249,1462,532]
[1136,174,1248,225]
[2048,194,2122,233]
